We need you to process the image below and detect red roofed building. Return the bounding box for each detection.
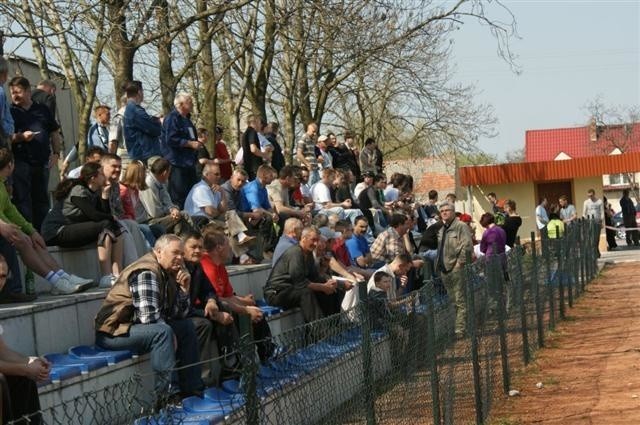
[525,121,640,206]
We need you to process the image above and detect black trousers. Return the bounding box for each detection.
[0,373,42,425]
[266,286,327,323]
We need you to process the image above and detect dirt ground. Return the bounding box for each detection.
[488,261,640,424]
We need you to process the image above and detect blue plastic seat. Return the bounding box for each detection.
[48,364,83,383]
[182,396,237,416]
[45,353,108,374]
[68,345,133,365]
[134,408,223,425]
[203,387,245,406]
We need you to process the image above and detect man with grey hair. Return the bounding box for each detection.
[162,92,201,209]
[264,226,339,322]
[435,201,473,338]
[0,57,13,147]
[272,217,304,265]
[95,234,203,398]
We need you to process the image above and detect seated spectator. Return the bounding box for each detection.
[332,220,372,279]
[184,163,227,229]
[182,232,235,385]
[186,163,255,255]
[311,168,362,223]
[138,156,195,236]
[357,173,389,235]
[0,221,33,303]
[354,171,375,199]
[384,173,405,202]
[367,271,394,330]
[263,226,339,322]
[267,165,311,231]
[272,217,303,266]
[291,166,313,207]
[66,146,104,179]
[95,235,203,399]
[345,216,378,270]
[332,169,356,206]
[200,230,275,362]
[0,254,49,423]
[0,148,93,294]
[366,254,413,301]
[42,162,124,289]
[221,168,259,265]
[239,165,279,262]
[102,153,150,266]
[119,160,164,247]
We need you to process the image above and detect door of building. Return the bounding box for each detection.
[536,181,573,210]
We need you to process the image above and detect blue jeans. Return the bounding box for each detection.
[95,319,202,395]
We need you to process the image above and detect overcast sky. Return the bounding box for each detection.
[451,0,640,160]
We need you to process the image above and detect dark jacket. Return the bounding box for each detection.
[264,245,322,295]
[161,108,198,168]
[123,100,162,161]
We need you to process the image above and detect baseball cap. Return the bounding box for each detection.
[459,213,473,223]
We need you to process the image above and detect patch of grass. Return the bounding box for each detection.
[542,376,559,385]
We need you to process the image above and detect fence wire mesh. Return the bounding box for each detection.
[11,219,601,425]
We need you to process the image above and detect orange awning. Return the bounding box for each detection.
[459,152,640,186]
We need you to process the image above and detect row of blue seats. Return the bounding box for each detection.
[42,302,285,385]
[135,327,387,424]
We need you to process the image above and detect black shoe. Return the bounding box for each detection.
[0,292,37,304]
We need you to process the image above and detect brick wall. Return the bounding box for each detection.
[384,156,459,202]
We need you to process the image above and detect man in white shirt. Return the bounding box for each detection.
[535,197,549,236]
[582,188,604,257]
[311,168,362,223]
[184,163,226,229]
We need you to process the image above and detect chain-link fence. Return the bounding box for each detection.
[10,218,601,425]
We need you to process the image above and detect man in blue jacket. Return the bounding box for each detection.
[161,93,201,210]
[123,80,162,164]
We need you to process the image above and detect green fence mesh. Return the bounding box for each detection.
[10,218,602,425]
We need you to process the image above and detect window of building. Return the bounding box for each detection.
[609,173,630,185]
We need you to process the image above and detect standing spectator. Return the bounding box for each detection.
[9,76,62,231]
[264,122,285,174]
[42,162,124,288]
[296,122,319,185]
[620,189,639,246]
[161,93,200,210]
[374,144,384,174]
[212,125,234,181]
[30,80,57,118]
[0,57,14,147]
[535,197,549,236]
[359,138,379,176]
[315,135,332,170]
[603,196,618,251]
[436,201,473,338]
[138,157,194,236]
[87,105,114,152]
[0,253,49,423]
[583,188,604,257]
[487,192,500,214]
[479,213,507,258]
[111,95,128,161]
[95,235,204,399]
[343,132,361,182]
[241,115,268,181]
[500,199,522,248]
[123,81,162,164]
[558,195,577,225]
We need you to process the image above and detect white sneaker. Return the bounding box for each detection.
[51,277,84,295]
[66,274,95,289]
[99,275,114,289]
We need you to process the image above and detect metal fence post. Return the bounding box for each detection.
[490,253,510,395]
[424,278,441,425]
[579,219,586,292]
[239,315,259,425]
[566,225,574,307]
[541,233,556,330]
[464,255,483,425]
[358,280,376,425]
[555,226,566,320]
[531,232,544,348]
[515,246,530,365]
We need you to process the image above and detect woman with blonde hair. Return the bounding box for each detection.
[119,160,164,247]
